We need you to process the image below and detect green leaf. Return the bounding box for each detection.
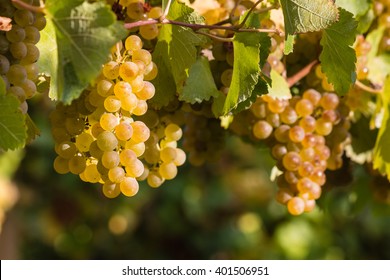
[37,18,58,100]
[41,0,127,104]
[335,0,372,33]
[162,0,169,11]
[366,26,390,86]
[284,34,295,55]
[280,0,339,34]
[367,55,390,87]
[367,26,385,61]
[151,0,206,108]
[350,115,378,155]
[267,69,291,99]
[259,34,271,69]
[373,77,390,179]
[0,95,27,151]
[0,76,6,96]
[319,8,357,94]
[221,13,263,115]
[25,114,40,144]
[0,149,25,178]
[335,0,370,17]
[180,56,219,103]
[150,38,176,108]
[231,74,269,114]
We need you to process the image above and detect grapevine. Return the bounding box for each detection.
[0,0,390,229]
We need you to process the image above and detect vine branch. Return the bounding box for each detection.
[195,31,233,42]
[287,60,318,88]
[237,0,264,29]
[355,80,382,94]
[161,0,173,21]
[124,18,281,35]
[11,0,45,13]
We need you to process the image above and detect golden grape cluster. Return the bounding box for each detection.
[230,90,351,215]
[0,0,45,113]
[50,34,175,198]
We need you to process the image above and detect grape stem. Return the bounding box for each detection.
[160,0,173,22]
[355,80,382,94]
[287,60,318,88]
[237,0,264,29]
[11,0,45,13]
[195,31,233,42]
[124,18,281,35]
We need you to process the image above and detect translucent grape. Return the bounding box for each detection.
[102,183,121,198]
[75,132,94,152]
[68,154,87,174]
[287,197,305,215]
[102,151,120,169]
[53,156,70,174]
[165,123,182,141]
[96,131,118,151]
[120,177,139,197]
[125,35,143,51]
[159,162,177,180]
[253,120,273,140]
[125,159,144,177]
[139,24,159,40]
[84,164,101,183]
[283,151,301,171]
[108,166,125,183]
[131,121,150,143]
[147,171,165,188]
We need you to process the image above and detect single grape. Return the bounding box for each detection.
[96,131,118,151]
[282,151,301,171]
[102,151,120,169]
[287,196,305,215]
[102,182,121,198]
[253,120,273,140]
[120,177,139,197]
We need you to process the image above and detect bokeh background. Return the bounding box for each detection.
[1,94,390,260]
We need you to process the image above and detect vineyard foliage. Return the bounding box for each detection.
[1,0,390,217]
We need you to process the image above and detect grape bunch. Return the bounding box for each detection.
[0,0,45,113]
[232,89,351,215]
[50,34,160,198]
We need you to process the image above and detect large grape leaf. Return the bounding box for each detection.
[373,77,390,180]
[0,94,27,151]
[39,0,127,104]
[280,0,339,34]
[220,13,263,115]
[319,9,357,95]
[180,56,219,103]
[150,1,206,108]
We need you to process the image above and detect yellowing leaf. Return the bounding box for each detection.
[267,69,291,99]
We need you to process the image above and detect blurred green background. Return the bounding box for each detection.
[1,94,390,260]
